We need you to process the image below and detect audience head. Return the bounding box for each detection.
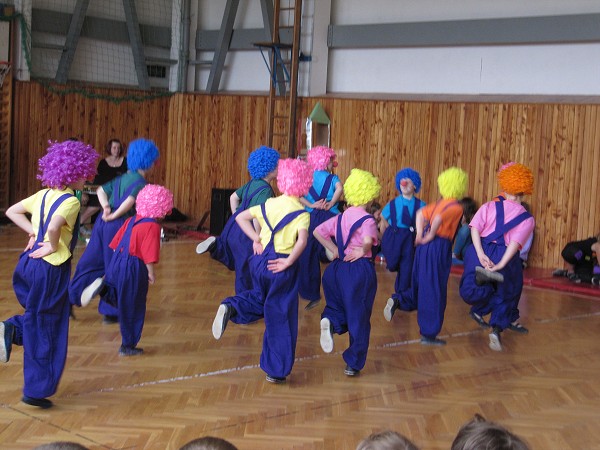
[458,197,478,223]
[105,138,124,157]
[37,140,99,189]
[356,430,419,450]
[437,167,468,200]
[306,145,337,171]
[126,138,159,171]
[135,184,174,219]
[497,162,534,196]
[179,436,238,450]
[395,167,422,194]
[33,442,89,450]
[276,158,313,197]
[451,414,530,450]
[344,168,381,207]
[247,145,280,179]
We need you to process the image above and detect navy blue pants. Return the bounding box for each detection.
[105,252,149,348]
[321,258,377,371]
[9,255,70,399]
[459,242,523,330]
[211,218,254,294]
[69,216,124,316]
[223,252,299,378]
[381,226,415,298]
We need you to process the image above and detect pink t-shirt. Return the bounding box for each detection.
[469,198,535,248]
[315,207,378,258]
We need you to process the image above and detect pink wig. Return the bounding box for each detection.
[37,140,99,189]
[276,158,313,197]
[306,146,336,171]
[136,184,174,219]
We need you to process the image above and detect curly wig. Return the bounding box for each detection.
[306,145,336,171]
[344,168,381,206]
[498,162,534,195]
[395,167,422,193]
[277,158,313,197]
[126,138,159,171]
[37,140,99,189]
[438,167,468,200]
[136,184,174,219]
[247,146,280,179]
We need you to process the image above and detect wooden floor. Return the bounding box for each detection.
[1,224,600,450]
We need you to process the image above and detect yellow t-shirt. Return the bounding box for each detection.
[249,196,309,254]
[20,188,80,265]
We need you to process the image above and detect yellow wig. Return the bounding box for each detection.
[343,168,381,206]
[498,162,534,195]
[437,167,468,200]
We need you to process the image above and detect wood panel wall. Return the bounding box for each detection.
[10,81,600,269]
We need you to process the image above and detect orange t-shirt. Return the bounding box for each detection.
[420,199,463,240]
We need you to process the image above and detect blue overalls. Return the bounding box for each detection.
[69,176,145,318]
[222,205,305,379]
[210,181,273,293]
[381,197,422,297]
[9,190,77,399]
[321,213,377,371]
[459,197,532,330]
[298,174,336,302]
[398,201,459,339]
[104,217,155,349]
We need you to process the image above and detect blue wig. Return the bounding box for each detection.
[127,138,159,171]
[395,167,422,193]
[247,146,280,179]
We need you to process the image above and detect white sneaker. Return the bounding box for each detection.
[488,331,502,351]
[383,297,398,322]
[196,236,216,254]
[212,304,230,340]
[320,318,334,353]
[81,277,104,307]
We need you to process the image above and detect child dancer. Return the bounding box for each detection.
[102,184,173,356]
[69,138,159,323]
[211,158,313,384]
[380,168,425,320]
[314,168,381,376]
[196,146,279,293]
[1,140,98,408]
[459,162,534,351]
[385,167,468,346]
[298,146,343,309]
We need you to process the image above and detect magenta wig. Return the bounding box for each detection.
[306,146,336,171]
[127,138,160,171]
[247,146,280,179]
[276,158,313,197]
[136,184,174,219]
[37,140,99,189]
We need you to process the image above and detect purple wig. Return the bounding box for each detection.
[276,158,313,197]
[37,140,99,189]
[247,146,280,179]
[136,184,174,219]
[395,167,422,193]
[127,138,160,171]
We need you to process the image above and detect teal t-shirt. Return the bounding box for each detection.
[234,179,274,211]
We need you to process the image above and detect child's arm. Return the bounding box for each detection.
[299,196,326,210]
[97,186,112,219]
[236,209,263,255]
[344,235,373,262]
[146,263,155,284]
[415,211,441,246]
[229,191,241,214]
[314,229,339,260]
[6,201,36,251]
[267,228,308,273]
[489,241,520,272]
[470,227,493,269]
[30,214,67,258]
[103,196,135,222]
[324,181,343,211]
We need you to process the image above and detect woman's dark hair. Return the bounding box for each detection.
[459,197,478,223]
[105,138,124,157]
